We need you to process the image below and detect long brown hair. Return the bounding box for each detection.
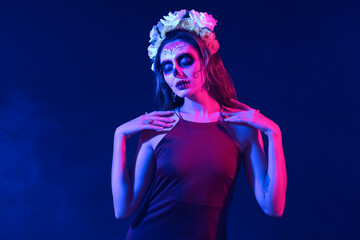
[153,29,237,110]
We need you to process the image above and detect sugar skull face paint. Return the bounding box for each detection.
[160,41,206,99]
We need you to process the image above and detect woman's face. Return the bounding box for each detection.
[160,40,206,99]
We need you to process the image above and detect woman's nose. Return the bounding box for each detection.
[173,67,180,77]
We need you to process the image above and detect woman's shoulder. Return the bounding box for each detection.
[139,109,180,149]
[221,106,257,142]
[223,121,256,155]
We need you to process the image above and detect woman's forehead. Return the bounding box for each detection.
[160,40,196,61]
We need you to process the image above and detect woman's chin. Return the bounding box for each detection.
[175,89,192,98]
[176,87,208,99]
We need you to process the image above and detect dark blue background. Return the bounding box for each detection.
[1,0,359,239]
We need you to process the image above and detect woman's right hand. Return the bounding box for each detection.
[115,111,175,139]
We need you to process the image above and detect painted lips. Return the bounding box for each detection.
[176,80,190,90]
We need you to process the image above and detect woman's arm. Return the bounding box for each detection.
[111,131,156,219]
[242,126,287,217]
[111,133,131,219]
[223,99,287,217]
[111,111,174,219]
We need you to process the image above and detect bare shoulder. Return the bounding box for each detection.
[140,110,180,151]
[224,122,257,153]
[221,106,256,143]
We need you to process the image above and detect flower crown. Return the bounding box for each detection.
[148,9,219,71]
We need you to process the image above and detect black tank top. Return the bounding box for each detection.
[126,107,242,240]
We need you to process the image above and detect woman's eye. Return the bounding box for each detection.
[163,64,173,74]
[180,57,194,66]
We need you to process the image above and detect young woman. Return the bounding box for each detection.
[112,9,287,240]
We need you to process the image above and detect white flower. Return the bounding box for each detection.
[189,9,217,31]
[149,26,159,42]
[147,44,157,59]
[149,21,164,43]
[160,10,187,27]
[160,26,173,39]
[200,28,215,39]
[177,19,196,32]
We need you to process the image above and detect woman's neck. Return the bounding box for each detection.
[180,91,221,122]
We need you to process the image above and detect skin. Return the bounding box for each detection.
[223,99,287,217]
[160,40,221,121]
[111,40,287,219]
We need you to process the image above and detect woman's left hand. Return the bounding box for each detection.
[223,98,280,136]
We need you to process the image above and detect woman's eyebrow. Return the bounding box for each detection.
[161,52,194,67]
[160,60,172,68]
[176,53,193,60]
